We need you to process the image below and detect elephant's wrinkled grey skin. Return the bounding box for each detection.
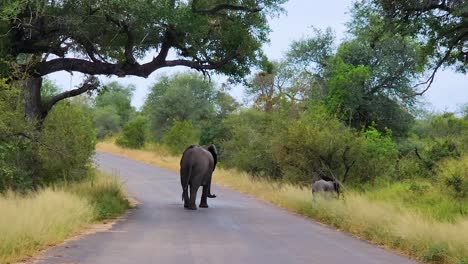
[312,179,341,198]
[180,144,218,210]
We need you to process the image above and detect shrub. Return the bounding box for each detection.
[273,105,361,184]
[222,109,280,178]
[161,120,199,154]
[0,140,35,191]
[437,156,468,199]
[353,126,398,182]
[38,101,96,184]
[0,79,35,191]
[116,116,148,149]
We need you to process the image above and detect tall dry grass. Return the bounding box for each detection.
[0,171,129,264]
[97,142,468,263]
[0,190,92,264]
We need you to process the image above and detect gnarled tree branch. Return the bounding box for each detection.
[192,0,262,14]
[43,76,100,115]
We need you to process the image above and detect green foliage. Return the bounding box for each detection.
[144,73,217,140]
[199,90,240,146]
[116,116,148,149]
[365,180,468,221]
[93,106,121,139]
[1,0,286,81]
[326,58,369,120]
[437,157,468,199]
[283,23,419,135]
[95,82,135,126]
[0,79,35,191]
[273,105,358,184]
[40,78,60,102]
[38,102,96,183]
[93,82,135,138]
[222,109,280,177]
[0,140,35,191]
[425,139,460,169]
[371,0,468,73]
[161,120,199,155]
[354,126,398,182]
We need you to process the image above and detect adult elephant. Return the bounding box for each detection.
[312,179,341,198]
[180,144,217,210]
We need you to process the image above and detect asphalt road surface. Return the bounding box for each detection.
[32,151,417,264]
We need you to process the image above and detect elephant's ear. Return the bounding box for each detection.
[207,144,218,171]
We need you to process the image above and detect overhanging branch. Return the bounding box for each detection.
[43,76,100,115]
[192,1,262,14]
[33,49,239,78]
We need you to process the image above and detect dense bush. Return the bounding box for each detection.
[273,106,358,184]
[0,140,35,191]
[352,126,398,183]
[116,116,148,149]
[38,102,96,183]
[0,79,35,191]
[437,157,468,199]
[161,120,199,154]
[221,109,281,178]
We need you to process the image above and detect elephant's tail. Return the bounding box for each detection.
[181,157,193,202]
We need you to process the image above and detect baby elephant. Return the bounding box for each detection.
[312,179,341,198]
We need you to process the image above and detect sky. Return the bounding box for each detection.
[49,0,467,112]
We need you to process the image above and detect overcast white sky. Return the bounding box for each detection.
[50,0,467,112]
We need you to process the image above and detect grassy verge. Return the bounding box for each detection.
[97,141,468,264]
[0,171,129,264]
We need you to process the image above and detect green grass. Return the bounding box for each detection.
[97,142,468,264]
[364,181,467,222]
[0,171,129,264]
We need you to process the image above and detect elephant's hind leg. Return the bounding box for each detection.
[187,185,198,210]
[199,185,209,208]
[183,188,190,208]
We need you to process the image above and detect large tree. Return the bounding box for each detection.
[0,0,285,122]
[286,26,419,135]
[367,0,467,94]
[143,73,218,140]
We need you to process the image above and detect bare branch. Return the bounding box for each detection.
[43,76,100,115]
[405,46,453,98]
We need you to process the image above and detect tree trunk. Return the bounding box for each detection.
[22,76,44,189]
[23,76,45,123]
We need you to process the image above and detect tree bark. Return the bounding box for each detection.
[22,76,45,189]
[23,76,45,123]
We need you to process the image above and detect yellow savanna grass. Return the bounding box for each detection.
[0,190,92,264]
[0,171,128,264]
[97,142,468,263]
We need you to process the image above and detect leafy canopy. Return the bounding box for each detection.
[359,0,467,93]
[0,0,286,80]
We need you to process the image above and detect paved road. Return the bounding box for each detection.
[33,152,417,264]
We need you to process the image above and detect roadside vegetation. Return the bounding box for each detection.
[0,171,129,264]
[0,79,129,264]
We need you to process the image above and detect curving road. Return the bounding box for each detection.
[32,152,417,264]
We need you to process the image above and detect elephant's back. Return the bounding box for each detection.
[181,146,214,172]
[312,180,328,192]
